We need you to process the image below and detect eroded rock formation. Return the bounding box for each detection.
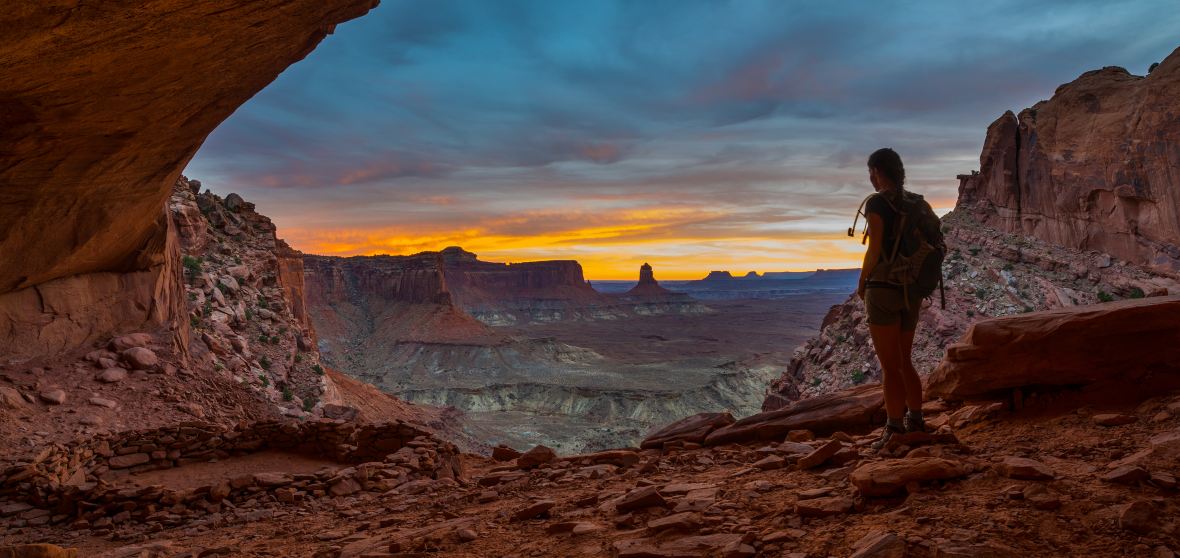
[957,46,1180,272]
[0,0,378,360]
[928,295,1180,399]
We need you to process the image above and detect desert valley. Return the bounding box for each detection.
[2,3,1180,558]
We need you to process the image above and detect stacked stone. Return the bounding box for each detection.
[0,418,464,530]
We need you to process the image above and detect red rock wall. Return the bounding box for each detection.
[276,242,315,341]
[957,46,1180,271]
[0,208,188,361]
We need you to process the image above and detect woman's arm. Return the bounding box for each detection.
[858,212,884,300]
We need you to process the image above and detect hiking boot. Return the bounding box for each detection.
[871,422,905,452]
[904,412,926,433]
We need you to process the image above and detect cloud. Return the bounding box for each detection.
[184,0,1180,275]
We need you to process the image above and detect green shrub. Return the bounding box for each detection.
[1097,291,1115,303]
[257,296,269,309]
[968,247,982,257]
[182,255,202,276]
[294,353,303,363]
[269,335,280,344]
[189,315,200,328]
[259,356,271,369]
[851,371,867,384]
[1149,62,1160,74]
[1129,287,1145,299]
[258,333,268,343]
[259,374,269,387]
[245,308,253,321]
[312,364,324,375]
[302,397,317,412]
[202,300,212,317]
[810,377,822,387]
[282,387,294,402]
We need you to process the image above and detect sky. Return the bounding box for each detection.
[185,0,1179,280]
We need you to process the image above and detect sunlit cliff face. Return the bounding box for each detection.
[184,0,1176,278]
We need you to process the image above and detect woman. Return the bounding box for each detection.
[857,147,925,451]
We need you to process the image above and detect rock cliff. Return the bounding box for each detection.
[764,51,1180,410]
[957,46,1180,272]
[0,0,377,361]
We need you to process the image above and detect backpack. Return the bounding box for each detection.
[849,191,946,309]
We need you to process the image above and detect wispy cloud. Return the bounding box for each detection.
[185,0,1180,277]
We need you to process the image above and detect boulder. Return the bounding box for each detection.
[641,411,735,449]
[121,347,159,370]
[0,387,27,410]
[647,512,699,533]
[516,445,557,469]
[705,384,884,445]
[492,445,522,462]
[39,389,66,405]
[96,367,128,383]
[108,333,153,352]
[616,486,668,513]
[511,499,555,521]
[928,297,1180,399]
[850,458,972,497]
[794,495,853,517]
[1118,501,1156,534]
[797,439,843,469]
[1101,466,1149,485]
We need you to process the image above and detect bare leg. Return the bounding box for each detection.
[869,323,904,420]
[899,326,924,411]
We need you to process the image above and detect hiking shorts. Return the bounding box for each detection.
[865,286,924,331]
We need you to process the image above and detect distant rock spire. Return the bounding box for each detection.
[638,262,657,286]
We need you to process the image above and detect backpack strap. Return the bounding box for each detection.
[848,194,877,246]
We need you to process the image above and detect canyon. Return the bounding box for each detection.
[303,248,839,453]
[1,5,1179,558]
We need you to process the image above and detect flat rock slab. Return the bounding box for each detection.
[613,534,747,558]
[641,411,735,449]
[511,499,555,521]
[797,439,843,470]
[616,486,668,513]
[1092,413,1137,426]
[995,457,1054,480]
[927,297,1180,399]
[795,495,854,517]
[850,458,972,497]
[704,384,884,445]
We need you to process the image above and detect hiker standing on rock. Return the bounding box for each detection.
[853,148,946,451]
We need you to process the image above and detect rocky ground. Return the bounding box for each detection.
[767,209,1180,409]
[5,387,1177,557]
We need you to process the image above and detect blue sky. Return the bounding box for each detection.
[186,0,1179,279]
